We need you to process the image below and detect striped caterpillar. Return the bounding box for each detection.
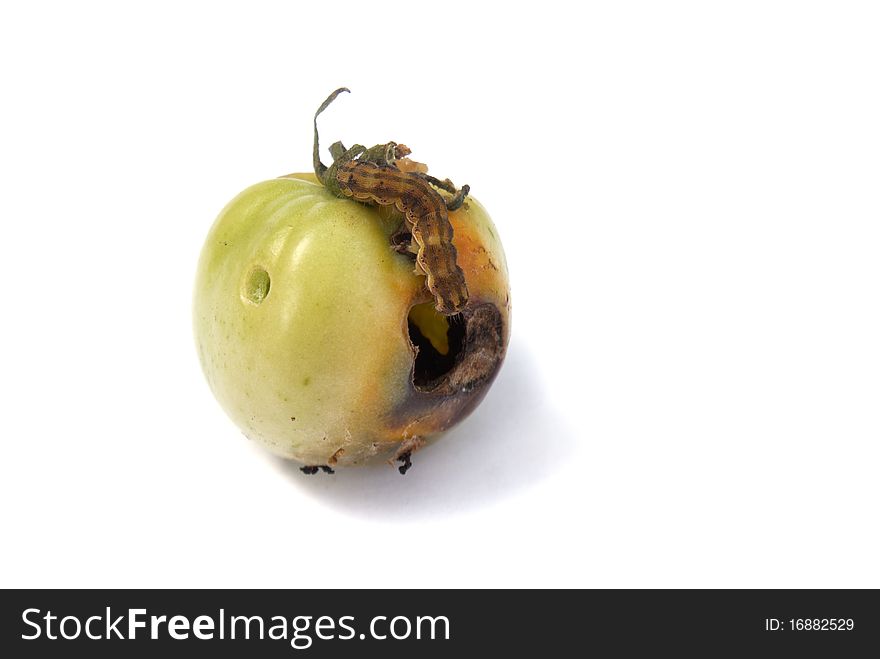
[313,88,470,316]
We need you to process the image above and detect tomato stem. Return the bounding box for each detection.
[313,87,349,180]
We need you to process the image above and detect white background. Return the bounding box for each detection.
[1,1,878,588]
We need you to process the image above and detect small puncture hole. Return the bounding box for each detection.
[243,266,271,305]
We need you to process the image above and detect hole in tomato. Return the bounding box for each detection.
[243,266,270,305]
[407,303,465,390]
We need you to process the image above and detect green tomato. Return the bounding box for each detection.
[193,173,510,470]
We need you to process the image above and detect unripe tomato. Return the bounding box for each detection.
[193,172,509,471]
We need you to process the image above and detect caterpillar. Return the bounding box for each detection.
[312,88,470,316]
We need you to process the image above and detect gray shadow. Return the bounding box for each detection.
[264,339,579,519]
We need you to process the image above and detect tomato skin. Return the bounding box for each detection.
[194,175,510,467]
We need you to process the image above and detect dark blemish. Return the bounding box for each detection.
[303,376,311,386]
[391,302,506,427]
[290,416,296,421]
[301,465,335,475]
[397,451,413,475]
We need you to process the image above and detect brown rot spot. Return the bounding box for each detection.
[445,303,506,394]
[407,301,504,395]
[392,301,506,435]
[242,266,270,305]
[328,448,345,466]
[407,303,465,391]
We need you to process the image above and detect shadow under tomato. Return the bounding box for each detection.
[265,339,578,518]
